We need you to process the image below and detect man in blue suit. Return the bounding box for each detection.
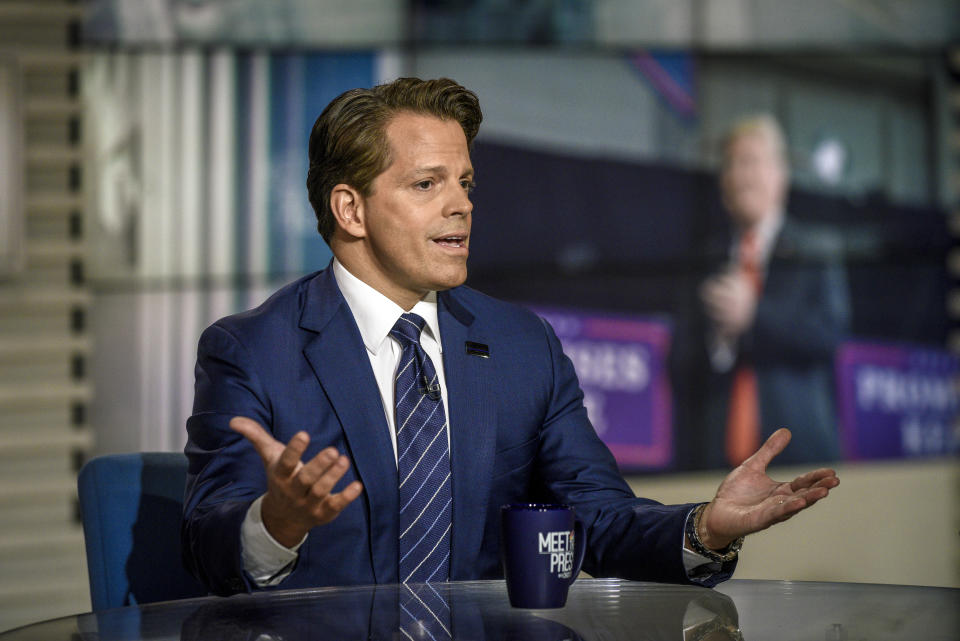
[183,78,838,596]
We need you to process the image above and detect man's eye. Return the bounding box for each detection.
[415,180,433,190]
[461,180,476,193]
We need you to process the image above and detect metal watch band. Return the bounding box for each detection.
[686,503,744,563]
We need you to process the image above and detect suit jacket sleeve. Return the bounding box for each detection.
[182,322,270,595]
[532,317,733,586]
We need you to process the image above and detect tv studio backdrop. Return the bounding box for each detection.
[0,0,958,632]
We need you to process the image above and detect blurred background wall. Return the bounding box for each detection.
[0,0,957,631]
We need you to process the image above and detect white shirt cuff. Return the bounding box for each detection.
[683,546,719,573]
[240,495,307,586]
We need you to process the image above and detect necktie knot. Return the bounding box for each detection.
[391,312,427,348]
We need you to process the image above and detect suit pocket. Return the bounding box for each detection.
[491,435,538,481]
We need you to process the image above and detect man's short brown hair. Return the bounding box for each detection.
[306,77,483,243]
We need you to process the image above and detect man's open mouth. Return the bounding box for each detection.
[434,235,467,248]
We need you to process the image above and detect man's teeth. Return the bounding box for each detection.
[436,237,464,247]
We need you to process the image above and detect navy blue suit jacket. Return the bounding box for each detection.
[183,266,725,595]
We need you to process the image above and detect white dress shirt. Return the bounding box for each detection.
[241,259,449,585]
[241,260,716,586]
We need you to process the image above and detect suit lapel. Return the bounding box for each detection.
[299,268,399,584]
[438,289,497,580]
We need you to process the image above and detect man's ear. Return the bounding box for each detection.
[330,184,366,239]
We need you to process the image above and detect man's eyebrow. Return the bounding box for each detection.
[405,165,474,179]
[409,165,447,177]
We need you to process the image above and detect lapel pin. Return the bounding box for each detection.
[465,341,490,358]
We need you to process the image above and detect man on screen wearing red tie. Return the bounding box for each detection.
[182,80,839,595]
[690,115,851,469]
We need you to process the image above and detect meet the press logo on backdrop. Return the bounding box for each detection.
[538,530,575,579]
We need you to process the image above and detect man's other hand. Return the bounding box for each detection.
[699,428,839,550]
[700,270,758,339]
[230,416,364,548]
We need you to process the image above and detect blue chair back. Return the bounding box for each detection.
[78,452,208,610]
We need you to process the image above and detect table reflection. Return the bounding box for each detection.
[174,580,739,641]
[2,579,956,641]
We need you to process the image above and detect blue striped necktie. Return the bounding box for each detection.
[391,312,452,584]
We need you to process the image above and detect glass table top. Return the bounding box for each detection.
[1,579,956,641]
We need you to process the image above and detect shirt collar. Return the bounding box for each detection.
[332,258,442,355]
[756,210,784,251]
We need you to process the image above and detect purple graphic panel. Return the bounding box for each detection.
[534,307,673,470]
[836,341,959,460]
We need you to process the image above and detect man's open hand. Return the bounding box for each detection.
[699,428,839,550]
[230,416,364,548]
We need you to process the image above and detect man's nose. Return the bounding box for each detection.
[444,184,473,217]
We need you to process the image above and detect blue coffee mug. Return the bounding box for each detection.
[500,503,586,609]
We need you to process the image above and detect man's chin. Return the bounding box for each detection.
[431,267,468,292]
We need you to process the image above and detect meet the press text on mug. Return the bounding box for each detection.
[539,530,575,579]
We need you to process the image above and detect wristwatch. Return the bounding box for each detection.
[685,503,744,563]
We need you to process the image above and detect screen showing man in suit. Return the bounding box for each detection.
[182,78,839,595]
[672,115,850,471]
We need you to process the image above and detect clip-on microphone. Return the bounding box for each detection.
[420,375,442,401]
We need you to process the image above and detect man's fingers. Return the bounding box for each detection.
[796,484,833,505]
[766,483,833,524]
[230,416,282,465]
[743,427,791,469]
[302,452,350,499]
[293,447,341,492]
[814,476,840,491]
[790,468,839,492]
[802,488,830,505]
[761,494,808,527]
[274,431,310,477]
[700,280,731,308]
[702,285,731,309]
[319,481,364,518]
